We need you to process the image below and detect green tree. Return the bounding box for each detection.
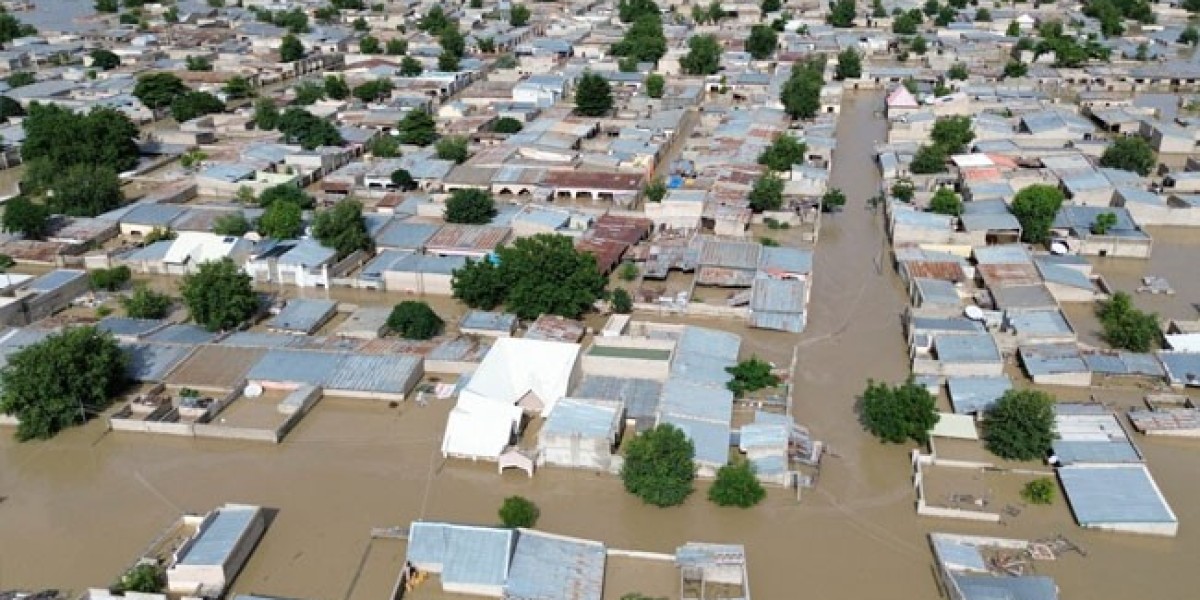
[644,179,667,203]
[353,78,394,102]
[1099,136,1155,176]
[928,187,962,216]
[1003,61,1028,78]
[419,5,451,33]
[931,115,974,153]
[726,357,780,398]
[180,258,258,332]
[1010,184,1064,244]
[435,135,470,163]
[510,3,531,26]
[258,185,313,210]
[611,288,633,313]
[121,285,172,319]
[1006,21,1021,37]
[114,563,164,594]
[170,91,224,122]
[835,48,864,79]
[397,110,438,145]
[353,16,369,32]
[759,137,807,176]
[223,76,253,99]
[0,96,24,120]
[821,187,846,212]
[1180,25,1200,46]
[708,460,766,508]
[445,188,496,224]
[947,63,969,80]
[391,168,417,191]
[360,35,382,54]
[367,134,401,157]
[1097,291,1160,352]
[871,0,887,17]
[859,379,939,444]
[574,72,613,117]
[618,56,639,73]
[644,73,665,98]
[312,200,372,259]
[400,56,424,76]
[0,327,127,441]
[827,0,856,27]
[440,27,465,58]
[744,25,782,60]
[478,38,497,54]
[1091,211,1118,235]
[212,212,251,236]
[1021,478,1056,505]
[975,7,991,21]
[257,199,304,239]
[90,266,131,291]
[387,300,444,339]
[982,389,1056,461]
[762,0,782,12]
[96,0,119,13]
[498,495,539,527]
[4,72,33,88]
[618,0,660,23]
[0,254,13,272]
[280,33,305,62]
[46,164,124,217]
[891,179,915,202]
[893,10,921,34]
[780,58,824,119]
[185,55,212,71]
[2,197,51,239]
[748,175,784,212]
[143,227,176,246]
[253,98,280,129]
[493,117,523,134]
[910,144,947,174]
[611,14,667,62]
[621,424,696,507]
[0,12,37,44]
[452,234,606,319]
[293,81,326,105]
[133,72,188,109]
[276,108,344,149]
[681,35,721,75]
[386,38,408,55]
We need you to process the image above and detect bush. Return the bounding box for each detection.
[1097,291,1159,352]
[621,424,696,507]
[90,266,132,291]
[1011,184,1064,244]
[618,262,639,282]
[445,188,496,224]
[644,179,667,203]
[928,187,962,216]
[725,357,780,398]
[114,563,164,594]
[983,389,1056,461]
[121,286,172,319]
[821,188,846,212]
[386,301,444,340]
[498,495,539,528]
[611,288,633,313]
[493,117,523,134]
[1021,478,1056,505]
[860,379,939,444]
[180,258,258,331]
[748,176,784,212]
[708,460,766,508]
[1098,136,1155,176]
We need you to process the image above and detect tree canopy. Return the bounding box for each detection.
[644,73,665,98]
[859,379,939,444]
[746,25,778,60]
[257,199,304,239]
[253,98,280,130]
[133,72,188,109]
[822,188,847,212]
[387,301,444,340]
[353,78,394,102]
[90,266,131,292]
[510,4,531,27]
[258,183,313,209]
[611,14,667,62]
[122,285,172,319]
[114,564,165,594]
[312,200,372,259]
[725,357,780,398]
[452,234,606,320]
[621,424,696,507]
[681,35,721,75]
[400,56,424,77]
[45,163,124,217]
[1010,184,1064,244]
[827,0,856,27]
[21,104,139,186]
[930,115,974,153]
[780,57,825,119]
[618,0,660,23]
[909,144,947,174]
[277,108,344,149]
[748,175,784,212]
[397,110,438,146]
[280,33,305,62]
[90,49,121,70]
[1097,291,1159,352]
[212,212,251,236]
[1098,136,1155,176]
[708,460,766,508]
[574,72,613,117]
[928,187,962,216]
[498,495,539,528]
[180,258,258,331]
[493,117,524,134]
[611,288,633,313]
[982,389,1056,461]
[435,135,471,163]
[834,48,861,80]
[445,188,496,224]
[170,91,224,122]
[2,197,51,239]
[0,327,127,441]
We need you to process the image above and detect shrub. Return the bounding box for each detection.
[498,495,539,528]
[386,301,444,340]
[708,460,766,508]
[725,357,780,398]
[1021,477,1056,505]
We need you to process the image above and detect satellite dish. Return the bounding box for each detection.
[245,383,264,398]
[964,306,985,321]
[1050,241,1069,255]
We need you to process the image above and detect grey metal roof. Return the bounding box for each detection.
[374,220,440,250]
[1059,465,1176,525]
[506,530,605,600]
[947,376,1012,415]
[959,211,1020,233]
[931,536,988,572]
[1055,206,1147,239]
[1082,351,1164,378]
[144,324,218,345]
[277,240,337,267]
[326,354,421,394]
[751,278,806,314]
[1020,343,1088,377]
[247,349,340,384]
[27,269,85,293]
[699,238,761,270]
[460,310,518,332]
[122,343,192,382]
[177,505,260,566]
[660,379,734,424]
[758,246,813,275]
[121,203,188,227]
[973,244,1030,265]
[97,317,168,339]
[1053,440,1141,465]
[936,334,1002,363]
[1035,260,1093,291]
[268,299,337,334]
[407,522,513,588]
[660,414,730,467]
[951,574,1059,600]
[1007,310,1074,336]
[221,331,308,348]
[543,398,621,439]
[992,284,1057,311]
[573,376,661,423]
[914,278,961,307]
[1158,351,1200,386]
[911,316,985,335]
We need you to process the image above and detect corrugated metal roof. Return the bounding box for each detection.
[931,536,988,573]
[426,224,511,253]
[947,376,1012,414]
[268,299,337,334]
[278,239,337,267]
[122,343,192,382]
[543,398,621,438]
[991,284,1057,310]
[506,530,605,600]
[699,238,761,270]
[1159,351,1200,386]
[247,349,340,384]
[951,574,1058,600]
[460,310,518,332]
[27,269,85,293]
[407,522,514,588]
[973,244,1030,265]
[1020,343,1088,377]
[758,246,813,275]
[144,324,218,345]
[751,278,806,314]
[326,354,421,394]
[177,505,260,566]
[573,376,661,422]
[1059,464,1176,525]
[97,317,168,339]
[660,379,733,425]
[1007,310,1074,336]
[935,334,1002,363]
[660,414,730,467]
[914,278,961,307]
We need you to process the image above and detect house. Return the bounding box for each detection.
[370,251,465,295]
[459,310,519,338]
[946,375,1013,417]
[0,269,89,326]
[424,224,510,258]
[1058,464,1178,537]
[165,504,266,597]
[159,232,254,275]
[541,171,643,206]
[1019,343,1091,387]
[1115,187,1200,227]
[915,333,1004,377]
[538,398,624,471]
[930,533,1060,600]
[267,299,337,335]
[117,203,189,237]
[1052,205,1152,259]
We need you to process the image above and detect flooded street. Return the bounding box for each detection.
[1,92,1199,599]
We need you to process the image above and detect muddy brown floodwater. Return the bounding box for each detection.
[2,92,1200,600]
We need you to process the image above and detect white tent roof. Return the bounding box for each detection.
[441,394,524,459]
[459,337,581,418]
[164,231,248,266]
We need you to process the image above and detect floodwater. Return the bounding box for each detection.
[2,92,1200,600]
